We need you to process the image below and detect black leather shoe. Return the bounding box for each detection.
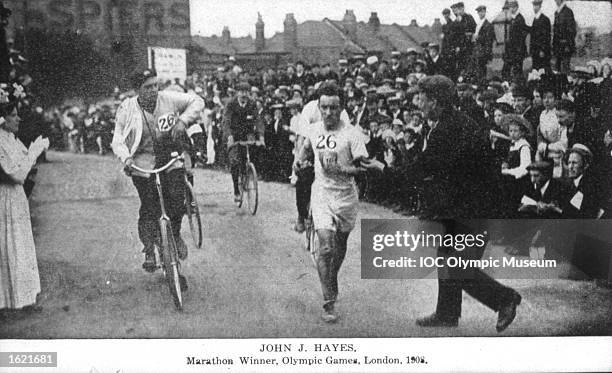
[179,275,188,292]
[496,292,521,332]
[416,313,459,327]
[142,251,157,273]
[176,237,188,260]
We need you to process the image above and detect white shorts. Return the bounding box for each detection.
[311,186,359,233]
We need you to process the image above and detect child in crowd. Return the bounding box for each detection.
[536,87,563,161]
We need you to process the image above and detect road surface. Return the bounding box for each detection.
[1,151,611,338]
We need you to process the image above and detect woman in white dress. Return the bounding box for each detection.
[0,93,49,311]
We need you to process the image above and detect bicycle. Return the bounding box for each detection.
[230,140,261,215]
[130,153,187,311]
[184,174,202,250]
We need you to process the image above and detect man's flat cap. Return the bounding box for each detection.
[476,5,486,11]
[527,160,553,172]
[568,143,593,163]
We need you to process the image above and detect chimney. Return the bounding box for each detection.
[283,13,298,54]
[342,10,357,39]
[222,26,231,45]
[410,19,418,27]
[431,18,443,39]
[255,12,265,51]
[368,12,381,32]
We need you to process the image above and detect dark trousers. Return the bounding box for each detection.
[531,54,550,71]
[473,57,488,85]
[228,145,246,195]
[502,58,523,82]
[228,144,262,194]
[435,220,517,320]
[132,170,185,251]
[555,55,571,74]
[296,166,314,220]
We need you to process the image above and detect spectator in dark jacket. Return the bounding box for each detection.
[563,144,605,218]
[470,5,495,84]
[530,0,552,71]
[0,2,11,82]
[552,0,577,74]
[502,0,529,82]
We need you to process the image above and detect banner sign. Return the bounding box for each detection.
[148,47,187,84]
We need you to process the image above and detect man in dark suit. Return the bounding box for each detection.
[363,76,521,332]
[470,5,495,84]
[416,76,520,331]
[0,1,12,82]
[518,161,569,218]
[553,0,576,74]
[425,43,447,77]
[530,0,552,71]
[264,103,293,182]
[441,8,459,81]
[502,0,529,82]
[452,2,477,78]
[222,82,265,203]
[563,145,605,218]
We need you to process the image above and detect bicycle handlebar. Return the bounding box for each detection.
[130,154,185,174]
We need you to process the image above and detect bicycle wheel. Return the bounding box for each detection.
[160,219,183,311]
[305,209,318,268]
[184,178,203,250]
[245,162,258,215]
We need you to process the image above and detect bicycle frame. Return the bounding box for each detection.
[131,155,184,233]
[130,154,185,309]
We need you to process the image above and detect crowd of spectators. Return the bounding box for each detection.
[6,0,612,219]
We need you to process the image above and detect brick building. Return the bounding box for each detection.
[192,10,442,73]
[5,0,192,71]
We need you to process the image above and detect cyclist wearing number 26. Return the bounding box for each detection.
[222,82,265,204]
[111,68,204,275]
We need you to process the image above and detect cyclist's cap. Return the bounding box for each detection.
[130,68,157,89]
[270,103,285,109]
[278,85,290,92]
[235,82,251,92]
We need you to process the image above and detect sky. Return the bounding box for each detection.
[190,0,612,38]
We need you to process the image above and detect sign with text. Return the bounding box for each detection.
[148,47,187,84]
[8,0,190,37]
[361,219,612,280]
